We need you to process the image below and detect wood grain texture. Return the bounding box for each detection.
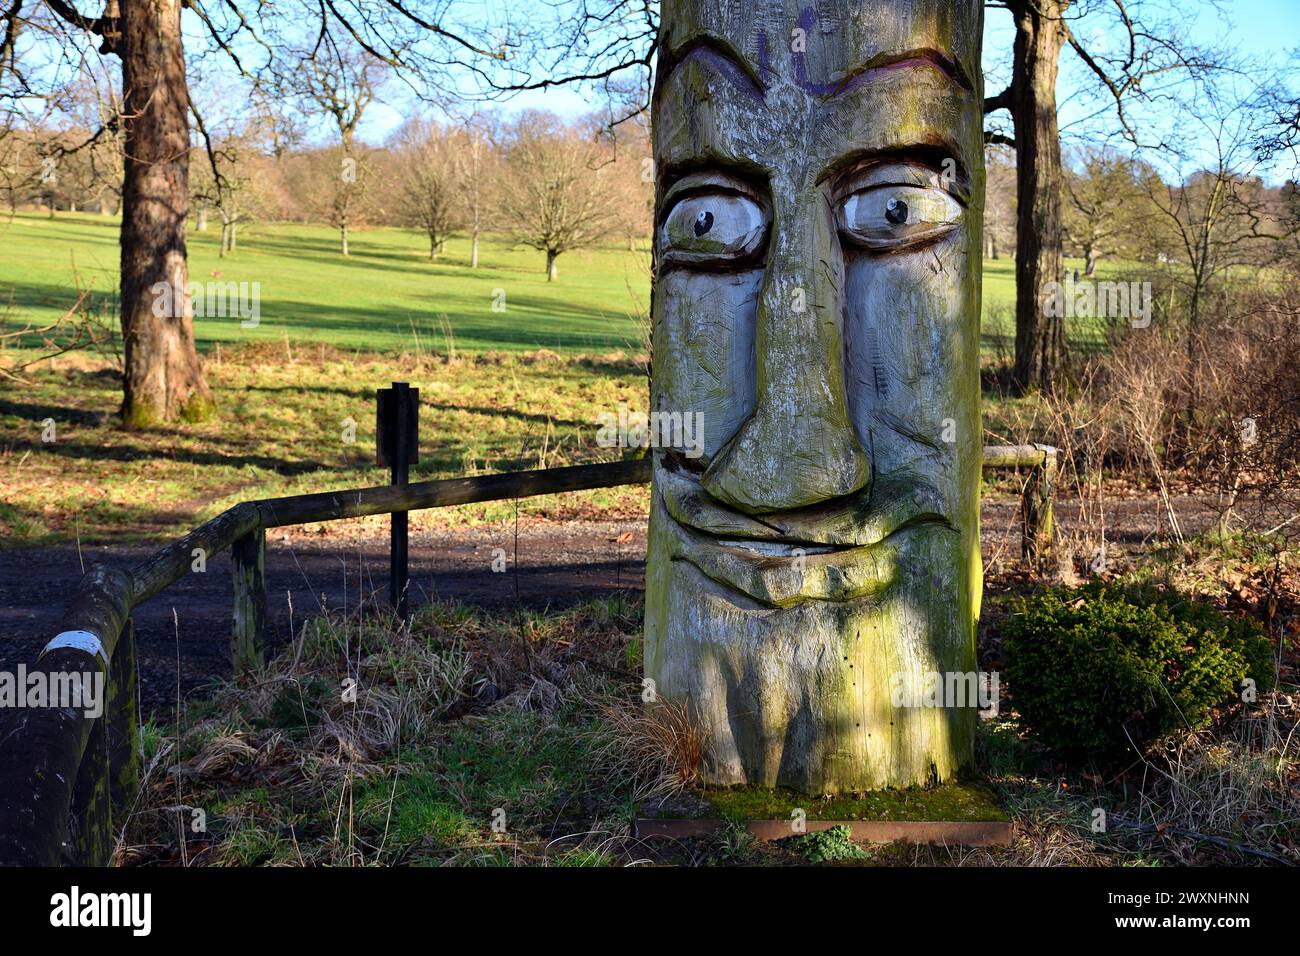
[231,528,267,674]
[648,0,987,793]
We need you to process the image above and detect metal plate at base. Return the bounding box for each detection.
[634,818,1013,846]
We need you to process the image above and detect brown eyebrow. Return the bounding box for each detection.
[828,48,973,98]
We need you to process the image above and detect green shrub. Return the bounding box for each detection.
[1003,583,1275,757]
[785,825,867,864]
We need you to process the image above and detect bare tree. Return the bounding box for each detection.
[23,0,214,425]
[190,125,274,257]
[453,113,498,268]
[497,112,620,281]
[1141,88,1298,332]
[1062,146,1153,276]
[981,0,1221,392]
[392,117,461,259]
[289,43,383,256]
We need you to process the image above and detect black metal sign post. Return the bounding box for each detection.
[377,382,419,623]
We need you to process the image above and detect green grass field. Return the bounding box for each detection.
[0,211,1098,545]
[0,211,1070,355]
[1,212,656,354]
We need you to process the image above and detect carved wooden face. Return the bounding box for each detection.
[645,0,985,793]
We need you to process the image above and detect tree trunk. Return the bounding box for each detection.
[546,249,557,282]
[1084,248,1099,277]
[196,206,208,231]
[470,231,479,268]
[1010,0,1068,393]
[646,0,985,794]
[429,233,438,260]
[118,0,212,427]
[340,220,349,256]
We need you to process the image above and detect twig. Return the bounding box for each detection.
[1108,813,1295,866]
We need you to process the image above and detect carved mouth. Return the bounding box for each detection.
[657,456,952,546]
[654,457,956,607]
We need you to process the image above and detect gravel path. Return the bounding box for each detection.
[0,491,1240,717]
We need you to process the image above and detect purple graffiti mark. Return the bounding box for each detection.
[791,6,839,95]
[670,41,766,102]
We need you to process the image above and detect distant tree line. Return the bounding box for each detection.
[4,86,653,282]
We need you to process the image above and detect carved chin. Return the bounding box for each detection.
[652,464,959,608]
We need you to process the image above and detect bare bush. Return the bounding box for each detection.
[1063,268,1300,545]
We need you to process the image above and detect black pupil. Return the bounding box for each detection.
[694,210,714,237]
[885,198,908,225]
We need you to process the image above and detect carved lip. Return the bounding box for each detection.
[654,462,957,607]
[656,458,952,548]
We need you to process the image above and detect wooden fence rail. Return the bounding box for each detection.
[0,446,1055,867]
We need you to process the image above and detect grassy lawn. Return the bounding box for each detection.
[0,347,653,544]
[0,211,1118,356]
[0,212,653,354]
[0,211,1080,546]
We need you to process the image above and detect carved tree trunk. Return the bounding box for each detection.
[647,0,986,795]
[1009,0,1068,392]
[119,0,211,427]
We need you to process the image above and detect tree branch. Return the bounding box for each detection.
[984,85,1013,115]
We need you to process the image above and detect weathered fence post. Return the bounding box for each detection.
[378,381,419,623]
[63,698,111,866]
[107,615,140,817]
[231,527,267,674]
[1022,444,1058,568]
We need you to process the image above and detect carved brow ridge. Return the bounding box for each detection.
[661,38,766,99]
[829,48,974,96]
[660,39,972,99]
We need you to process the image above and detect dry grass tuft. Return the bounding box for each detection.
[587,696,703,801]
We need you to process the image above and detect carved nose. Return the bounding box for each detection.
[701,188,871,513]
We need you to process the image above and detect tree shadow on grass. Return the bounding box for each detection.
[0,417,356,477]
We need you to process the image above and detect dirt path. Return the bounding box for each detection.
[0,492,1241,718]
[0,518,647,717]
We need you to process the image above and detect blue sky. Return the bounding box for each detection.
[350,0,1298,180]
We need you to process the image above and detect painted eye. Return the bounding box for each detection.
[839,184,963,251]
[661,191,768,265]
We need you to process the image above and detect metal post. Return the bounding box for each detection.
[378,381,418,624]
